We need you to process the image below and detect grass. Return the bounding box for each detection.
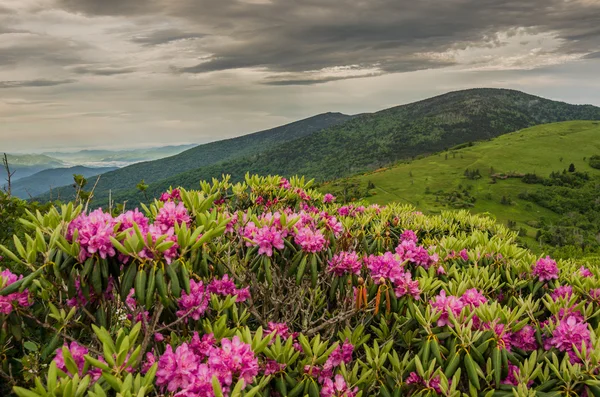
[324,120,600,248]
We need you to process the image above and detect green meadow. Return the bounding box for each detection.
[325,121,600,248]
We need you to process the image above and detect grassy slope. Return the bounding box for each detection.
[110,89,600,205]
[324,121,600,246]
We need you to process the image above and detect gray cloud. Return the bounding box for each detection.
[56,0,600,76]
[131,28,206,46]
[0,79,76,88]
[71,65,136,75]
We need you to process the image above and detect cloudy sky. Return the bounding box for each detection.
[2,0,600,152]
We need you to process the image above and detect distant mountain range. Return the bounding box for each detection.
[34,112,353,204]
[43,144,197,168]
[34,88,600,206]
[9,166,118,199]
[1,154,66,181]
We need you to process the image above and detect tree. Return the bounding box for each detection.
[568,163,576,172]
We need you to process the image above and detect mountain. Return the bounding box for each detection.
[44,144,197,168]
[0,154,65,181]
[107,88,600,203]
[35,112,353,203]
[10,166,118,199]
[324,120,600,256]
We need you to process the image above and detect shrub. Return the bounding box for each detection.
[2,174,600,396]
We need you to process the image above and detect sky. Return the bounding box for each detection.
[1,0,600,152]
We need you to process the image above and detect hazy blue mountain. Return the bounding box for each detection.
[44,144,197,168]
[9,166,117,199]
[0,154,65,181]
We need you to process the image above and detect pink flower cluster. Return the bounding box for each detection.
[337,205,365,217]
[160,188,182,202]
[207,274,250,302]
[546,315,591,363]
[322,194,336,204]
[406,372,444,394]
[177,276,250,321]
[551,285,573,301]
[321,374,357,397]
[68,209,117,262]
[431,288,487,327]
[365,252,420,299]
[243,223,285,257]
[53,342,102,382]
[177,279,210,321]
[295,227,327,253]
[328,251,362,276]
[395,239,436,268]
[532,256,559,282]
[0,269,31,314]
[156,335,258,396]
[155,201,191,233]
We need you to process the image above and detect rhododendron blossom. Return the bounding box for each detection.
[295,227,327,252]
[328,251,362,276]
[0,269,31,314]
[155,201,191,232]
[53,342,102,381]
[68,209,117,261]
[323,193,336,203]
[431,290,464,327]
[177,279,209,321]
[532,256,559,282]
[321,374,358,397]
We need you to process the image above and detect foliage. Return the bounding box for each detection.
[3,174,600,396]
[589,155,600,170]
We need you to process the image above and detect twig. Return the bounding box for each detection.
[304,308,361,337]
[2,153,16,197]
[84,175,102,213]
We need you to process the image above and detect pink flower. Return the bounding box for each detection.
[400,230,418,243]
[511,325,537,351]
[532,256,559,282]
[547,315,591,363]
[502,364,520,386]
[321,374,357,397]
[155,202,191,233]
[395,240,431,268]
[253,226,285,257]
[156,344,200,392]
[207,274,250,302]
[460,288,487,307]
[189,332,216,359]
[177,280,209,321]
[208,336,259,388]
[431,290,464,327]
[366,252,402,281]
[295,227,327,253]
[266,322,292,340]
[263,359,286,376]
[68,209,117,262]
[279,178,291,189]
[323,193,336,203]
[579,266,593,278]
[116,209,149,232]
[405,372,444,394]
[392,271,421,300]
[160,189,181,202]
[53,342,102,382]
[551,285,573,301]
[459,249,469,261]
[142,351,156,374]
[0,269,31,314]
[328,252,362,276]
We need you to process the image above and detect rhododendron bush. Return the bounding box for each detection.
[2,174,600,396]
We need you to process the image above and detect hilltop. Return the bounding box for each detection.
[105,88,600,204]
